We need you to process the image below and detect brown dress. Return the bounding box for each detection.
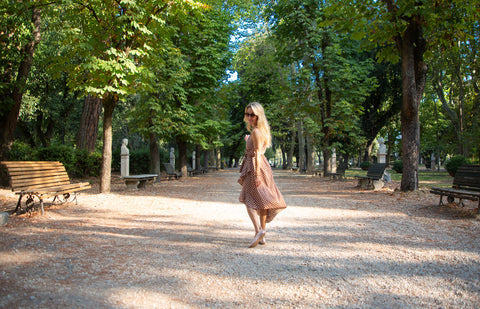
[238,134,287,223]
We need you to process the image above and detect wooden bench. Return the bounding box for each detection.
[430,165,480,213]
[163,163,183,180]
[122,174,158,190]
[355,163,387,190]
[326,163,348,180]
[1,161,91,215]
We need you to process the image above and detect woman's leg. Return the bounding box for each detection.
[246,206,260,233]
[259,209,267,231]
[258,209,267,245]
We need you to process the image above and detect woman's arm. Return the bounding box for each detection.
[251,129,263,186]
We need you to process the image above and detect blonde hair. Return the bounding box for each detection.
[244,102,272,148]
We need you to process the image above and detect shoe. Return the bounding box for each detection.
[249,230,265,248]
[259,236,266,245]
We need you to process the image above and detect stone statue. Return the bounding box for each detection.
[121,138,129,177]
[170,147,175,169]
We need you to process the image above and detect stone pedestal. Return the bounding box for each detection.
[378,138,387,164]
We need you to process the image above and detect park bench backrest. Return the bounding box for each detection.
[366,163,387,180]
[337,163,348,173]
[1,161,71,191]
[453,165,480,191]
[163,163,175,174]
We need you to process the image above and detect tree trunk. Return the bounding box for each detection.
[287,125,295,169]
[306,132,315,173]
[99,94,117,193]
[149,132,160,182]
[203,150,209,172]
[78,95,102,152]
[323,148,332,175]
[177,138,188,176]
[399,20,427,191]
[0,8,41,161]
[297,119,305,171]
[215,148,221,169]
[196,145,202,172]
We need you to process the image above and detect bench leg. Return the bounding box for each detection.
[15,195,23,214]
[137,179,147,189]
[438,195,444,206]
[40,199,44,215]
[125,179,139,190]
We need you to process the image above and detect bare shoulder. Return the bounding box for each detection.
[251,128,260,137]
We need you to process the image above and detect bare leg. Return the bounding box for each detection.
[258,209,267,245]
[246,206,260,233]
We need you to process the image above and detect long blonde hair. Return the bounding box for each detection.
[244,102,272,148]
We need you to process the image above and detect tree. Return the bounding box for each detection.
[327,0,479,191]
[58,0,206,192]
[0,2,42,160]
[265,0,375,174]
[359,60,403,162]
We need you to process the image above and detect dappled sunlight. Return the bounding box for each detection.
[0,169,479,308]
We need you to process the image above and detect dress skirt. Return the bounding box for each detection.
[238,139,286,223]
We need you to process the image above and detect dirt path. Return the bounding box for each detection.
[1,169,479,308]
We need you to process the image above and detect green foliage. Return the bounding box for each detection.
[74,149,102,178]
[392,160,403,174]
[445,155,470,176]
[360,161,371,170]
[8,141,37,161]
[36,145,76,167]
[35,145,101,178]
[130,149,151,174]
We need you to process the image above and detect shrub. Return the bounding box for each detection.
[73,149,102,178]
[445,155,469,176]
[8,141,37,161]
[36,145,76,172]
[35,145,101,178]
[360,161,371,170]
[130,148,150,174]
[392,160,403,173]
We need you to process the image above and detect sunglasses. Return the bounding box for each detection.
[245,112,257,118]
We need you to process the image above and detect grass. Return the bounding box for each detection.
[344,167,453,188]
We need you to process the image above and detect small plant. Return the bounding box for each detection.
[392,159,403,173]
[445,155,469,176]
[360,161,371,170]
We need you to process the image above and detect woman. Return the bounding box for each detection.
[238,102,287,248]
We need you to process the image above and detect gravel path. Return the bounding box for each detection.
[1,169,479,308]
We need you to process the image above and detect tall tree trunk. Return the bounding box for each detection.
[203,150,209,172]
[287,125,295,169]
[196,144,202,172]
[177,138,188,176]
[0,8,41,161]
[78,95,102,152]
[306,131,315,173]
[323,148,332,175]
[215,148,221,169]
[149,132,160,181]
[398,20,427,191]
[99,94,117,193]
[297,119,305,171]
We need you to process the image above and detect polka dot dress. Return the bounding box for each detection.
[238,135,287,223]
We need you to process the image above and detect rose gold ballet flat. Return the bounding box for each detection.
[259,236,266,245]
[249,230,265,248]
